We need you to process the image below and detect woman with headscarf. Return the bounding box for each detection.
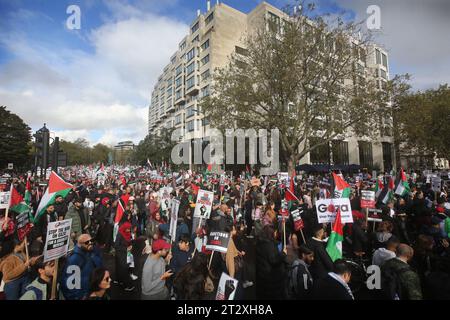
[113,221,135,291]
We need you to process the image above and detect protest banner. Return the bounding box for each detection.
[205,231,230,253]
[360,190,376,209]
[15,208,33,242]
[43,219,72,262]
[170,199,180,241]
[315,198,353,224]
[431,177,441,192]
[159,187,173,211]
[193,189,214,219]
[216,272,239,300]
[0,191,10,209]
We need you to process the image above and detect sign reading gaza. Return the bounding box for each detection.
[315,198,353,224]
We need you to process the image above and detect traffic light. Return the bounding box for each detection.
[34,124,50,169]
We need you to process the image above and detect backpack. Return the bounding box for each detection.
[381,265,410,300]
[287,260,301,299]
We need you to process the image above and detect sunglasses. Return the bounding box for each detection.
[84,240,95,245]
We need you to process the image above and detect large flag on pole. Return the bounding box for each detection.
[285,171,300,203]
[35,171,73,223]
[113,200,125,241]
[374,178,383,199]
[378,177,394,204]
[326,209,344,262]
[394,168,410,197]
[332,173,351,198]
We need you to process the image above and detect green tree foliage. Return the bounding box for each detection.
[0,106,32,169]
[59,139,113,165]
[133,128,177,166]
[201,2,389,172]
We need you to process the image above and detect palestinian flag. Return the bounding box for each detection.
[332,173,351,198]
[394,168,410,197]
[35,171,73,223]
[113,200,125,241]
[9,186,23,208]
[378,177,394,204]
[326,209,344,262]
[24,177,32,205]
[285,171,300,208]
[374,178,383,199]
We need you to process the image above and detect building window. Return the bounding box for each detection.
[201,85,210,97]
[235,46,248,56]
[186,106,197,118]
[380,69,387,80]
[180,41,186,50]
[382,53,388,68]
[268,12,281,33]
[186,61,196,76]
[175,76,182,88]
[191,22,199,34]
[332,140,349,165]
[167,87,172,97]
[186,76,195,89]
[192,35,199,43]
[201,39,210,51]
[201,54,210,66]
[376,49,381,65]
[176,65,183,76]
[309,137,329,164]
[171,56,176,64]
[358,141,373,168]
[187,120,195,132]
[205,12,214,24]
[201,69,210,81]
[186,48,195,62]
[382,142,393,171]
[175,89,182,100]
[175,114,182,125]
[202,118,210,126]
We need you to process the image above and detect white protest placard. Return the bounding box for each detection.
[205,231,230,253]
[7,163,13,170]
[159,187,173,211]
[44,219,72,262]
[170,199,180,241]
[431,177,441,192]
[194,189,214,219]
[277,172,289,184]
[216,272,238,300]
[0,191,10,209]
[315,198,353,224]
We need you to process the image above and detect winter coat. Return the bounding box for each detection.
[31,211,58,242]
[306,237,334,280]
[60,245,103,300]
[381,258,423,300]
[65,204,90,236]
[312,273,353,300]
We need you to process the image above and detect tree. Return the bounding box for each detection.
[91,143,113,164]
[133,128,177,167]
[201,2,389,173]
[0,106,32,169]
[394,83,450,163]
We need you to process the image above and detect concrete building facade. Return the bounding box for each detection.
[148,1,395,172]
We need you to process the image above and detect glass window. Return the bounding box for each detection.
[380,69,387,79]
[201,39,210,51]
[176,65,183,76]
[186,61,196,76]
[180,41,186,50]
[186,76,195,89]
[201,69,210,81]
[191,22,199,33]
[175,76,182,88]
[201,85,210,97]
[186,48,195,62]
[186,106,196,118]
[382,53,388,68]
[376,49,381,65]
[175,114,181,125]
[187,120,195,132]
[167,87,172,97]
[235,46,248,56]
[175,89,182,100]
[192,35,199,43]
[201,54,210,66]
[205,12,214,25]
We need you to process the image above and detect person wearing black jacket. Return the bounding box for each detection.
[306,225,334,280]
[351,218,369,257]
[30,204,58,244]
[113,221,134,291]
[255,224,289,300]
[312,259,354,300]
[288,245,314,300]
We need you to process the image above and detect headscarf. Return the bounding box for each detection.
[118,221,132,244]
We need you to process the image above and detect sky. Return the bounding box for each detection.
[0,0,449,147]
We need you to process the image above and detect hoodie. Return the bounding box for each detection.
[372,248,396,266]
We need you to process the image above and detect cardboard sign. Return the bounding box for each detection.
[194,189,214,219]
[0,191,10,209]
[360,190,376,209]
[170,199,180,241]
[159,187,173,211]
[315,198,353,224]
[216,273,238,300]
[15,207,33,241]
[205,231,230,253]
[43,219,72,262]
[431,177,441,192]
[291,208,304,231]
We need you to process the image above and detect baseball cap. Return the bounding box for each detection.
[152,239,171,252]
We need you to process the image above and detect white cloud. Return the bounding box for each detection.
[0,2,189,146]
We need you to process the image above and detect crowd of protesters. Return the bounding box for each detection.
[0,165,449,300]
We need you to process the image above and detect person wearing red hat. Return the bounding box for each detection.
[141,239,173,300]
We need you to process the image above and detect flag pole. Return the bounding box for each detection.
[208,250,215,270]
[283,217,286,250]
[24,235,30,265]
[51,258,59,300]
[300,229,306,244]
